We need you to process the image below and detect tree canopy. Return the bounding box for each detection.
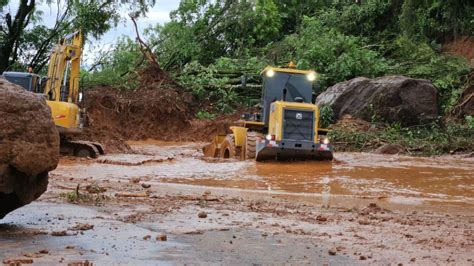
[0,0,156,73]
[2,0,473,115]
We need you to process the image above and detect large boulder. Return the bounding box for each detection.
[0,77,60,219]
[316,76,439,126]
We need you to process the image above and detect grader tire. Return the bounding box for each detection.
[245,132,263,160]
[219,134,242,159]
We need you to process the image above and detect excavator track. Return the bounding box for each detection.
[60,139,105,158]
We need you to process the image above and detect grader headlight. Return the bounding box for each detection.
[307,71,316,81]
[266,69,275,77]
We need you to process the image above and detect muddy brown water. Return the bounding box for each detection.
[2,141,473,264]
[56,142,474,211]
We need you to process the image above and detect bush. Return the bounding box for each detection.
[82,37,142,89]
[319,105,335,128]
[329,122,474,156]
[273,17,389,89]
[196,111,216,120]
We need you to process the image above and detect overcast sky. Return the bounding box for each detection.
[4,0,180,65]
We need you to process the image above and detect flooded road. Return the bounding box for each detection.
[2,141,473,264]
[57,142,474,210]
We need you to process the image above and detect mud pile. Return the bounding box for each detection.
[0,78,60,218]
[316,76,439,126]
[82,65,239,151]
[443,36,474,65]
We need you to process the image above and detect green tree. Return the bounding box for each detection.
[0,0,156,73]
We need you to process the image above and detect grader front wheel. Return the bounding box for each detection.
[245,132,263,159]
[219,134,242,159]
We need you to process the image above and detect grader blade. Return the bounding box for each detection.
[202,135,226,158]
[255,140,333,162]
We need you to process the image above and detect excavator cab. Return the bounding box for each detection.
[203,64,334,161]
[2,72,45,93]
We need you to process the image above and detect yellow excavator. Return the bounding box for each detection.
[204,63,333,161]
[2,30,104,158]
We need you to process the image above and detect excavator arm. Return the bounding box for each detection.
[42,30,104,158]
[44,30,82,105]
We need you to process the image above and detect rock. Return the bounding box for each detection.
[130,177,140,184]
[70,223,94,231]
[51,230,67,236]
[316,215,328,222]
[374,144,404,154]
[3,258,34,264]
[360,255,367,260]
[141,183,151,189]
[316,76,439,126]
[0,78,59,219]
[143,235,151,240]
[328,248,337,256]
[38,249,49,254]
[198,211,208,218]
[156,233,167,241]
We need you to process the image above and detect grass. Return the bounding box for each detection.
[328,121,474,156]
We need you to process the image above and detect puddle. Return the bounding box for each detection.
[55,143,474,208]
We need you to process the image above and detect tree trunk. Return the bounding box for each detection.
[0,0,35,73]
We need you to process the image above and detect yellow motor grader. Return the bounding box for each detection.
[204,64,333,161]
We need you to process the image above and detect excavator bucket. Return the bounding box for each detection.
[255,140,333,162]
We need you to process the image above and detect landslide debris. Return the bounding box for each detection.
[0,78,60,218]
[82,64,241,151]
[316,76,439,126]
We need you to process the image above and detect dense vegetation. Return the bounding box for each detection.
[82,1,472,116]
[1,0,473,154]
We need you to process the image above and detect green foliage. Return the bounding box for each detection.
[317,0,394,38]
[466,116,474,129]
[196,111,216,120]
[147,21,202,71]
[83,37,141,89]
[319,105,334,128]
[252,0,282,44]
[386,36,470,112]
[275,17,389,88]
[399,0,474,41]
[175,57,266,113]
[329,122,474,156]
[75,0,471,131]
[60,190,91,203]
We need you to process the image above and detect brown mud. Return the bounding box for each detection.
[443,36,474,65]
[1,142,473,264]
[82,87,240,153]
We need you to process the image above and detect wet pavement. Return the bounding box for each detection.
[1,141,473,264]
[56,142,474,210]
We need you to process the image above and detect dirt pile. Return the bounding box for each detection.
[331,114,371,132]
[82,65,241,151]
[316,76,439,126]
[443,36,474,66]
[0,78,60,218]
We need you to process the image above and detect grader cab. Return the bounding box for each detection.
[203,65,333,161]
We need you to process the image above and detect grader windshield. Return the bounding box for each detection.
[261,67,317,126]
